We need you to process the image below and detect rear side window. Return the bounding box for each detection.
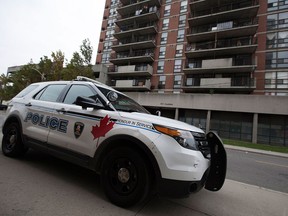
[14,85,39,98]
[34,84,66,102]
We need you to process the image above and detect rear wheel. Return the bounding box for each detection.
[101,147,151,207]
[2,122,27,157]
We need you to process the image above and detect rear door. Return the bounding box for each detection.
[205,131,227,191]
[22,84,67,143]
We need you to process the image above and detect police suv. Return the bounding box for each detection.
[2,76,226,207]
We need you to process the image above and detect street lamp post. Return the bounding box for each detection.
[32,68,45,81]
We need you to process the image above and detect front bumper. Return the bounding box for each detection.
[157,168,210,198]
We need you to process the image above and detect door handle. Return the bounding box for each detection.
[25,103,32,107]
[56,108,67,113]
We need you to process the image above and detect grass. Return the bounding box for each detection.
[223,139,288,154]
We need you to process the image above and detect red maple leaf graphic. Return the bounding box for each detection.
[91,115,115,140]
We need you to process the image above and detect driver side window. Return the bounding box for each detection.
[63,84,96,104]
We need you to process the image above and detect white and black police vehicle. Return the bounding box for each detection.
[2,76,226,207]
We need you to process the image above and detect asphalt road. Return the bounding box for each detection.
[226,148,288,193]
[0,113,288,215]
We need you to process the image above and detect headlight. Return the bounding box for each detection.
[154,125,198,150]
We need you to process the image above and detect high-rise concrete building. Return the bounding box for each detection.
[95,0,288,146]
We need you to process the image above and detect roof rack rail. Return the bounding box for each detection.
[75,76,108,87]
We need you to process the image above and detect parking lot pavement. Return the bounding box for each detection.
[160,179,288,216]
[0,112,287,216]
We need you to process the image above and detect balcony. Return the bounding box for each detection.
[188,1,259,27]
[185,37,257,58]
[111,36,156,52]
[110,49,154,64]
[116,8,159,27]
[120,0,160,7]
[111,79,151,91]
[118,0,160,16]
[186,19,258,43]
[114,22,158,40]
[183,57,256,74]
[182,77,256,93]
[108,64,153,77]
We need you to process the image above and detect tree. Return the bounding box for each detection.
[0,63,42,100]
[80,38,93,66]
[51,50,65,80]
[0,38,94,101]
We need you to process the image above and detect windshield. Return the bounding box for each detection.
[97,86,149,114]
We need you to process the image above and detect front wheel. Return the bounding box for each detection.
[2,122,27,157]
[101,147,151,207]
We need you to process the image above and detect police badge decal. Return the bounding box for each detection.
[74,122,84,138]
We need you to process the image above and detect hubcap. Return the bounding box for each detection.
[109,158,138,195]
[118,168,130,183]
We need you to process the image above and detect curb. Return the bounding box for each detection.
[224,144,288,158]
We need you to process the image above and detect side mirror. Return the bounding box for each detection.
[75,96,104,110]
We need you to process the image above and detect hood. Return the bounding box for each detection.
[119,112,204,134]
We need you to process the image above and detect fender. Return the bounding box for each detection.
[93,134,162,181]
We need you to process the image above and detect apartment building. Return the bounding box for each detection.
[95,0,288,146]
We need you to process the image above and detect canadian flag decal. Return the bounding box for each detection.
[91,115,115,140]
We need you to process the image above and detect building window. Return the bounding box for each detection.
[268,0,288,11]
[157,61,165,73]
[267,31,288,48]
[175,44,183,57]
[111,0,118,5]
[177,29,185,42]
[106,30,115,39]
[160,32,168,44]
[179,15,186,27]
[210,112,253,142]
[164,5,171,16]
[267,12,288,30]
[258,114,288,146]
[162,18,169,30]
[174,59,182,72]
[102,52,110,63]
[159,46,166,58]
[174,75,182,88]
[179,109,208,132]
[103,41,112,51]
[158,75,166,88]
[265,71,288,89]
[180,0,188,13]
[266,51,288,69]
[166,0,171,3]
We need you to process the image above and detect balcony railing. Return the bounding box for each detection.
[187,18,258,35]
[111,49,154,59]
[188,36,254,51]
[119,0,161,7]
[108,64,153,76]
[185,77,255,88]
[114,22,158,34]
[190,0,258,18]
[186,57,253,69]
[113,35,156,45]
[110,79,152,90]
[116,7,158,21]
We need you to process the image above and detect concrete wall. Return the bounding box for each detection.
[126,93,288,115]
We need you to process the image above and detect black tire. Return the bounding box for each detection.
[101,147,151,207]
[2,122,27,157]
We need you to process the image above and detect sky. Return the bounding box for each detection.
[0,0,106,75]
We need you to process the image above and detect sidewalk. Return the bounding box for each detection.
[225,144,288,158]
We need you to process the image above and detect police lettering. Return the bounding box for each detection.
[24,112,68,133]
